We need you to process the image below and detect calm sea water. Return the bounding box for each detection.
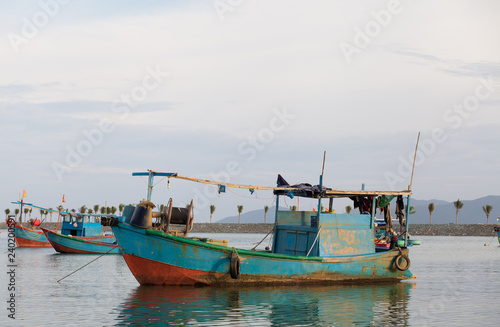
[1,231,499,326]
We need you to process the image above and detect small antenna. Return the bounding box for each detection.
[321,151,326,176]
[409,132,421,191]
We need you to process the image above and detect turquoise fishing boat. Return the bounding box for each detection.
[11,223,52,247]
[10,201,60,247]
[495,226,500,244]
[40,208,118,254]
[111,169,416,286]
[11,201,117,252]
[41,228,120,254]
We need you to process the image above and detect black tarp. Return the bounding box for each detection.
[273,174,331,198]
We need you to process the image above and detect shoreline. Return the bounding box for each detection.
[2,222,499,236]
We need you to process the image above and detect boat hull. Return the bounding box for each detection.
[13,224,51,247]
[41,228,120,254]
[113,223,415,286]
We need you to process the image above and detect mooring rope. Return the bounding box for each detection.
[251,226,275,251]
[484,235,497,246]
[56,246,116,283]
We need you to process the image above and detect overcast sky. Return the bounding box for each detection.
[1,0,499,222]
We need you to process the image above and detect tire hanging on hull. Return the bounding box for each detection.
[395,250,411,271]
[229,253,240,279]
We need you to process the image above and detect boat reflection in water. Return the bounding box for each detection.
[114,282,415,326]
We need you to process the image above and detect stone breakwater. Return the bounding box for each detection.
[2,222,498,236]
[406,224,498,237]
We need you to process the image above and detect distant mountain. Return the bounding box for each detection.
[409,195,500,224]
[215,196,500,224]
[217,206,287,223]
[408,199,450,207]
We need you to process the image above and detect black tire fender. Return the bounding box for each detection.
[395,253,411,271]
[229,253,240,279]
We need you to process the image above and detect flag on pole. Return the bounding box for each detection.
[62,194,66,203]
[23,190,27,198]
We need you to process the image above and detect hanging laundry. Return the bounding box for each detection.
[395,195,406,233]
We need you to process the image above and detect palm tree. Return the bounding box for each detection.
[483,205,493,224]
[405,205,416,215]
[453,199,464,224]
[100,207,106,214]
[29,208,32,219]
[428,203,435,224]
[5,208,10,219]
[111,206,117,215]
[94,205,100,215]
[264,205,269,223]
[210,205,216,223]
[119,204,125,215]
[106,207,112,214]
[88,209,93,214]
[25,208,30,219]
[48,208,53,222]
[237,205,243,223]
[79,205,87,214]
[15,209,19,219]
[345,206,352,214]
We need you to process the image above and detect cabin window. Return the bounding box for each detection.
[64,216,70,222]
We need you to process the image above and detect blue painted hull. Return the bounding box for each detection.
[13,224,51,247]
[113,222,415,286]
[42,228,120,254]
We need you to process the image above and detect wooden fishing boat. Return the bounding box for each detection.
[11,223,51,247]
[40,207,118,254]
[41,228,120,254]
[111,169,417,286]
[9,200,54,247]
[11,201,117,251]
